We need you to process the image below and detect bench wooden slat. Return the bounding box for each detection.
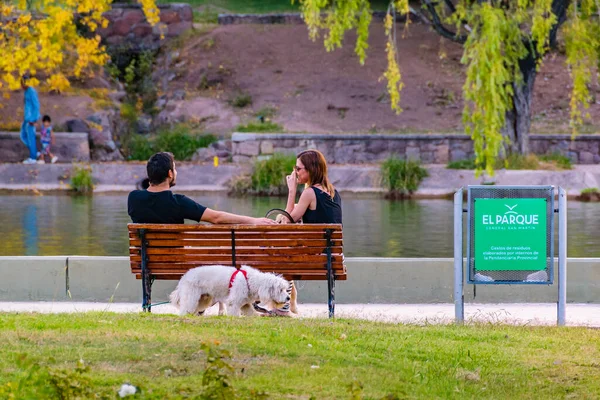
[128,223,342,232]
[130,232,343,240]
[134,273,348,281]
[130,246,344,256]
[130,254,344,263]
[131,261,345,271]
[130,239,342,247]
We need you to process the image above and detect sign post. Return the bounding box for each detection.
[454,185,567,325]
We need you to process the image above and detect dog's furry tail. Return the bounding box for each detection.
[169,287,181,307]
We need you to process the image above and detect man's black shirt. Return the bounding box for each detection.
[128,190,206,223]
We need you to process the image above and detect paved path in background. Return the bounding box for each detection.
[2,163,600,196]
[1,302,600,327]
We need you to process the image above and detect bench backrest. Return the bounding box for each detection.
[128,223,346,281]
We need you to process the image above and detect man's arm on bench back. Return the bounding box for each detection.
[201,208,276,225]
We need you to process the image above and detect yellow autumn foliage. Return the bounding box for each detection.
[0,0,159,93]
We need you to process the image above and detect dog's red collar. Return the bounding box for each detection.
[229,269,248,289]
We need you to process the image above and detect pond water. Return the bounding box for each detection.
[1,193,598,257]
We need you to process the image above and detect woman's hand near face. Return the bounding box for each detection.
[286,170,298,192]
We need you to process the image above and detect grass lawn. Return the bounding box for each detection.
[1,312,600,399]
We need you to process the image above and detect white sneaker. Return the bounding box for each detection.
[51,156,58,164]
[22,158,37,164]
[37,159,45,164]
[474,273,494,282]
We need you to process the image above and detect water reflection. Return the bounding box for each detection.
[0,193,598,257]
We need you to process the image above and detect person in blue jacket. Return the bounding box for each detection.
[20,73,41,164]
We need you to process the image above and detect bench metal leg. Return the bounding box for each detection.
[139,229,152,313]
[325,229,335,318]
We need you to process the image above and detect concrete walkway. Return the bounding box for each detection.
[2,162,600,197]
[2,302,600,327]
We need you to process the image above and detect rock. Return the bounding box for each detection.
[191,147,217,162]
[236,141,260,157]
[579,151,594,164]
[66,119,90,133]
[172,90,186,101]
[152,22,168,37]
[132,23,153,38]
[159,9,181,24]
[155,95,168,109]
[136,114,153,134]
[167,21,192,37]
[108,91,127,103]
[91,147,124,162]
[156,97,240,134]
[260,141,274,155]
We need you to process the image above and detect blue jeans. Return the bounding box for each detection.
[20,121,37,160]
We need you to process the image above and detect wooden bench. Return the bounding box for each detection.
[128,223,346,317]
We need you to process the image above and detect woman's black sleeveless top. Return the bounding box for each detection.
[302,186,342,224]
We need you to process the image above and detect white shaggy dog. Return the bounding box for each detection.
[169,265,291,316]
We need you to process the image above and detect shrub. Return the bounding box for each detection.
[229,153,295,196]
[230,92,252,108]
[236,121,283,133]
[581,187,600,194]
[251,153,296,196]
[123,124,217,161]
[381,157,428,199]
[154,126,216,160]
[539,153,572,169]
[70,164,94,194]
[447,158,478,170]
[0,356,100,399]
[123,134,154,161]
[496,153,540,170]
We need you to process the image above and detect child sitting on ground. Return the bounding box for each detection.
[38,115,58,164]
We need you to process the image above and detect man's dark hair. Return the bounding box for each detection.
[147,152,175,185]
[42,115,51,123]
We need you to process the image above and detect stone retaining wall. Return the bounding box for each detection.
[99,3,193,47]
[231,133,600,164]
[0,132,90,163]
[217,11,412,25]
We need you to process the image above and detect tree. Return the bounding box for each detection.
[0,0,159,94]
[299,0,599,174]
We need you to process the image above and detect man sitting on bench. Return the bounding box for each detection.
[128,152,276,226]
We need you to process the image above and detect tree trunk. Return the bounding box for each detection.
[503,53,537,155]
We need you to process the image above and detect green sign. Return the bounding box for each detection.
[474,198,547,271]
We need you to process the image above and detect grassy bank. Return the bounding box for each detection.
[1,313,600,398]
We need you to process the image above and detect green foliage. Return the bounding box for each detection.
[254,106,278,119]
[236,121,283,133]
[563,4,600,134]
[0,355,99,399]
[123,125,217,161]
[70,164,94,194]
[230,92,253,108]
[124,134,155,161]
[447,158,478,170]
[110,48,158,114]
[120,102,139,125]
[581,187,600,194]
[449,153,572,171]
[300,0,600,175]
[380,157,428,198]
[193,8,219,24]
[539,153,572,169]
[495,154,540,170]
[250,153,296,196]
